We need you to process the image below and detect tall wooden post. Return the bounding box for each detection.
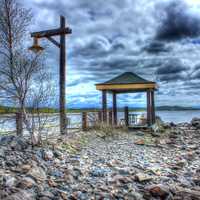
[16,112,23,136]
[60,16,67,134]
[102,90,107,122]
[82,112,87,131]
[151,90,155,124]
[124,106,129,127]
[109,110,113,125]
[112,92,117,125]
[147,90,151,126]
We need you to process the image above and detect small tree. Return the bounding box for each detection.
[0,0,45,136]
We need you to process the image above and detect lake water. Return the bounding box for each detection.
[118,110,200,123]
[0,110,200,133]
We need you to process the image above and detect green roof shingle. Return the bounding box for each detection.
[98,72,154,85]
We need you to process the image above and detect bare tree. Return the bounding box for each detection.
[0,0,41,136]
[24,69,56,145]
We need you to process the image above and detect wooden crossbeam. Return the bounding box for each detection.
[31,27,72,38]
[46,36,60,48]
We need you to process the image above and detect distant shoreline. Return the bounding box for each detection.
[0,105,199,114]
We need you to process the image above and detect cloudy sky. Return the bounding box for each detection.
[22,0,200,108]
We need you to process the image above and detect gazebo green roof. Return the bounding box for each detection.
[97,72,155,85]
[96,72,156,91]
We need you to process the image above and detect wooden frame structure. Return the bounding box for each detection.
[96,72,157,127]
[30,16,72,135]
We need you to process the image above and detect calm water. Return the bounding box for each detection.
[117,110,200,123]
[0,110,200,133]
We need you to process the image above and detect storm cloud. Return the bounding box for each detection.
[155,0,200,41]
[21,0,200,108]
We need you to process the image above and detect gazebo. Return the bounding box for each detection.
[95,72,157,127]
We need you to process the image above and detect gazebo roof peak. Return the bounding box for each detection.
[98,71,154,85]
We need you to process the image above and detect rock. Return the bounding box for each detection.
[10,137,29,151]
[0,135,15,145]
[18,177,36,189]
[134,139,145,145]
[27,164,46,182]
[135,173,152,182]
[43,149,54,161]
[90,167,110,177]
[152,117,166,134]
[191,118,200,128]
[146,184,171,198]
[3,174,16,187]
[4,190,35,200]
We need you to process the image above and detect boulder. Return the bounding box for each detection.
[27,164,46,182]
[18,177,36,189]
[146,184,171,198]
[4,190,35,200]
[191,118,200,129]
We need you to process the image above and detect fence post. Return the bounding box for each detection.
[109,110,113,126]
[98,111,102,123]
[124,106,129,127]
[82,112,87,131]
[16,112,23,135]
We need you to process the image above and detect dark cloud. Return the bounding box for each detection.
[156,60,187,75]
[143,41,170,54]
[158,73,185,82]
[192,70,200,79]
[156,0,200,41]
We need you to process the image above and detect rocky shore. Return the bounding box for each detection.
[0,118,200,200]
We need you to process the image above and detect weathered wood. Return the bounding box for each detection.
[102,90,107,122]
[98,111,102,123]
[46,36,61,48]
[108,110,113,125]
[16,112,23,136]
[96,83,156,91]
[31,27,72,38]
[82,112,87,131]
[124,106,129,127]
[112,92,117,125]
[147,90,151,126]
[151,90,155,124]
[60,16,67,134]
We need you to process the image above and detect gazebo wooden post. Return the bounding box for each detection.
[124,106,129,127]
[112,92,117,126]
[151,90,155,124]
[102,90,107,123]
[147,90,151,126]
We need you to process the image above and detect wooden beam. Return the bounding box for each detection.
[59,16,67,134]
[147,90,151,126]
[96,83,156,91]
[102,90,107,122]
[31,27,72,38]
[46,36,61,48]
[82,112,87,131]
[124,106,129,127]
[151,91,156,124]
[112,92,117,125]
[109,110,113,125]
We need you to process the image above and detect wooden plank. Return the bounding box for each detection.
[16,112,23,135]
[102,90,107,122]
[98,111,102,123]
[151,91,155,124]
[31,27,72,38]
[109,110,113,125]
[124,106,129,127]
[96,83,156,91]
[112,92,117,125]
[147,91,151,126]
[60,16,67,134]
[82,112,87,131]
